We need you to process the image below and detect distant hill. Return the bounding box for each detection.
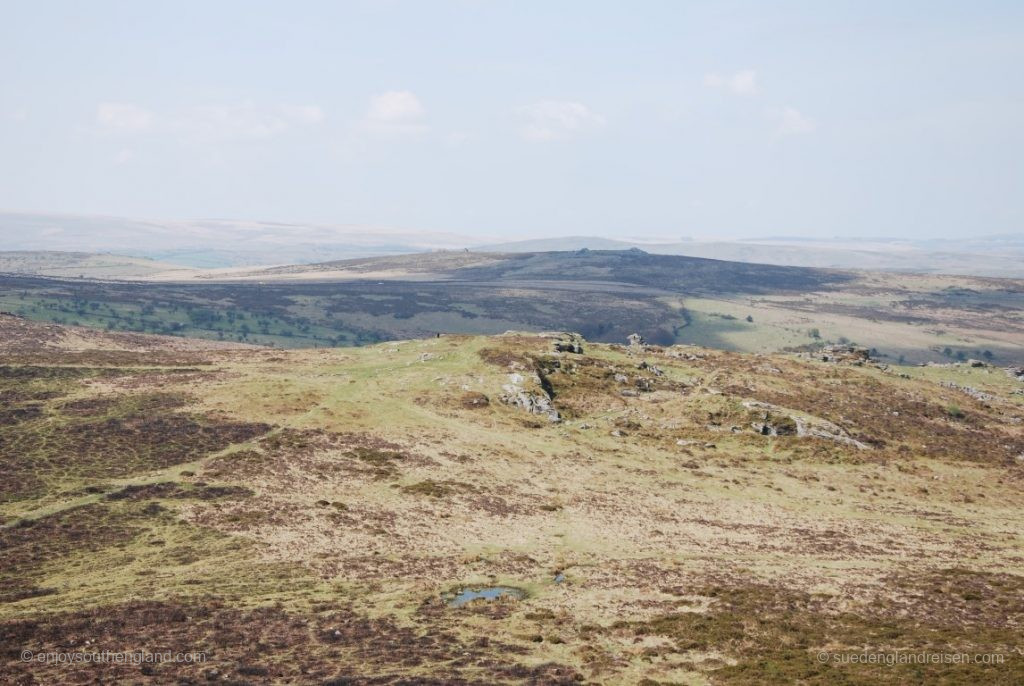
[179,248,852,295]
[0,251,186,279]
[478,236,1024,278]
[0,211,472,268]
[5,211,1023,277]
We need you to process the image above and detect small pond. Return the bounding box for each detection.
[445,586,526,607]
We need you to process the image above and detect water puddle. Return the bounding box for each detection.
[444,586,526,607]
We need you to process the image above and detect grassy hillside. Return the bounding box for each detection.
[0,251,185,280]
[1,315,1023,683]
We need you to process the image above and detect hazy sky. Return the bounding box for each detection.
[2,1,1022,240]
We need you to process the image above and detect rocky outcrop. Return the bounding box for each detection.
[742,400,870,449]
[816,344,871,365]
[500,372,560,422]
[626,333,645,349]
[751,412,798,436]
[541,332,585,355]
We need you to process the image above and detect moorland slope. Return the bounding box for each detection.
[1,315,1022,683]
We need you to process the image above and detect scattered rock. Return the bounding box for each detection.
[939,381,994,402]
[637,361,664,376]
[635,377,654,392]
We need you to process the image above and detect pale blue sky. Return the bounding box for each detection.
[1,1,1022,240]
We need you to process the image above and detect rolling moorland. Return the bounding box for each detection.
[1,249,1022,365]
[5,212,1024,277]
[1,315,1023,683]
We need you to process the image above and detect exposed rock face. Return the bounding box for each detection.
[1006,367,1024,382]
[500,372,560,422]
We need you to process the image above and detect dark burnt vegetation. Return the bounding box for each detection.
[0,503,155,603]
[0,599,583,685]
[611,571,1024,684]
[0,367,270,502]
[400,479,475,498]
[451,249,852,295]
[103,481,253,502]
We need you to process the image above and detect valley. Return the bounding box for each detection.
[1,249,1021,365]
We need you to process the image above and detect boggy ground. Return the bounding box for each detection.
[1,315,1022,684]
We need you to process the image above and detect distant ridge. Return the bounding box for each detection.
[475,235,1024,278]
[3,210,1023,277]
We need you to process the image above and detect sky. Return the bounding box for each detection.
[1,0,1022,241]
